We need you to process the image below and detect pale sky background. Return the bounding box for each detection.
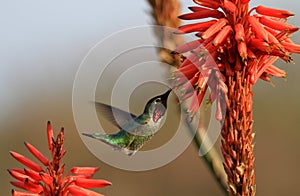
[1,1,300,195]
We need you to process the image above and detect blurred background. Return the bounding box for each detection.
[1,0,300,195]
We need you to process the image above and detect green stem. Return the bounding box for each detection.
[184,113,229,196]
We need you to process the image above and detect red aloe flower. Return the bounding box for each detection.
[172,0,299,195]
[9,121,111,196]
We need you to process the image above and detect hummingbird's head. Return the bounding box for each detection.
[145,89,172,123]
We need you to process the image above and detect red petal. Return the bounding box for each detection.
[248,16,269,41]
[8,169,38,184]
[188,6,213,12]
[175,20,217,34]
[249,39,270,52]
[241,0,250,4]
[67,175,92,184]
[255,56,278,82]
[178,10,224,20]
[10,151,43,172]
[176,64,199,80]
[70,167,99,175]
[193,0,220,9]
[260,72,271,82]
[47,121,54,151]
[9,168,26,175]
[40,172,53,185]
[234,23,245,42]
[174,39,203,53]
[12,189,39,196]
[259,16,299,33]
[188,85,207,115]
[10,181,43,194]
[24,169,41,181]
[265,65,286,78]
[68,185,104,196]
[256,5,294,18]
[247,49,256,59]
[24,142,49,166]
[237,42,248,61]
[281,41,300,53]
[212,25,232,46]
[201,18,228,40]
[75,178,112,188]
[222,0,236,13]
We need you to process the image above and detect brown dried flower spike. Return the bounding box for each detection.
[9,121,111,196]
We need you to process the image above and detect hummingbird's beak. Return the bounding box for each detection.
[161,89,172,107]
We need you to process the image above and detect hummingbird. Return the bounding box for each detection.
[82,89,172,156]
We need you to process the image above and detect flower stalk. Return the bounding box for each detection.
[184,110,228,195]
[221,69,255,195]
[147,0,184,68]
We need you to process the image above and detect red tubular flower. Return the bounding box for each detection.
[173,0,299,118]
[24,142,49,166]
[12,189,39,196]
[212,25,233,46]
[175,20,217,34]
[222,0,237,13]
[248,16,269,41]
[178,9,224,20]
[172,1,299,195]
[10,152,43,172]
[255,5,294,18]
[193,0,220,9]
[259,15,299,33]
[68,185,104,196]
[201,18,228,39]
[9,122,111,196]
[234,23,245,42]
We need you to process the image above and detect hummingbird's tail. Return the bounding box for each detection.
[82,132,120,149]
[82,132,136,155]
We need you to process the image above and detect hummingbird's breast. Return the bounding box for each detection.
[122,116,163,137]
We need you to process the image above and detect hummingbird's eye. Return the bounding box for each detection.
[155,98,161,103]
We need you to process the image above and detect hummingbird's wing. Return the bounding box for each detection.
[95,102,137,129]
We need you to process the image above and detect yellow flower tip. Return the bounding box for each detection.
[269,80,276,88]
[205,99,212,109]
[282,71,287,78]
[282,75,288,82]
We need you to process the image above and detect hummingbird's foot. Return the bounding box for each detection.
[122,148,136,156]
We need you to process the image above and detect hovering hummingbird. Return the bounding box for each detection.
[83,89,172,156]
